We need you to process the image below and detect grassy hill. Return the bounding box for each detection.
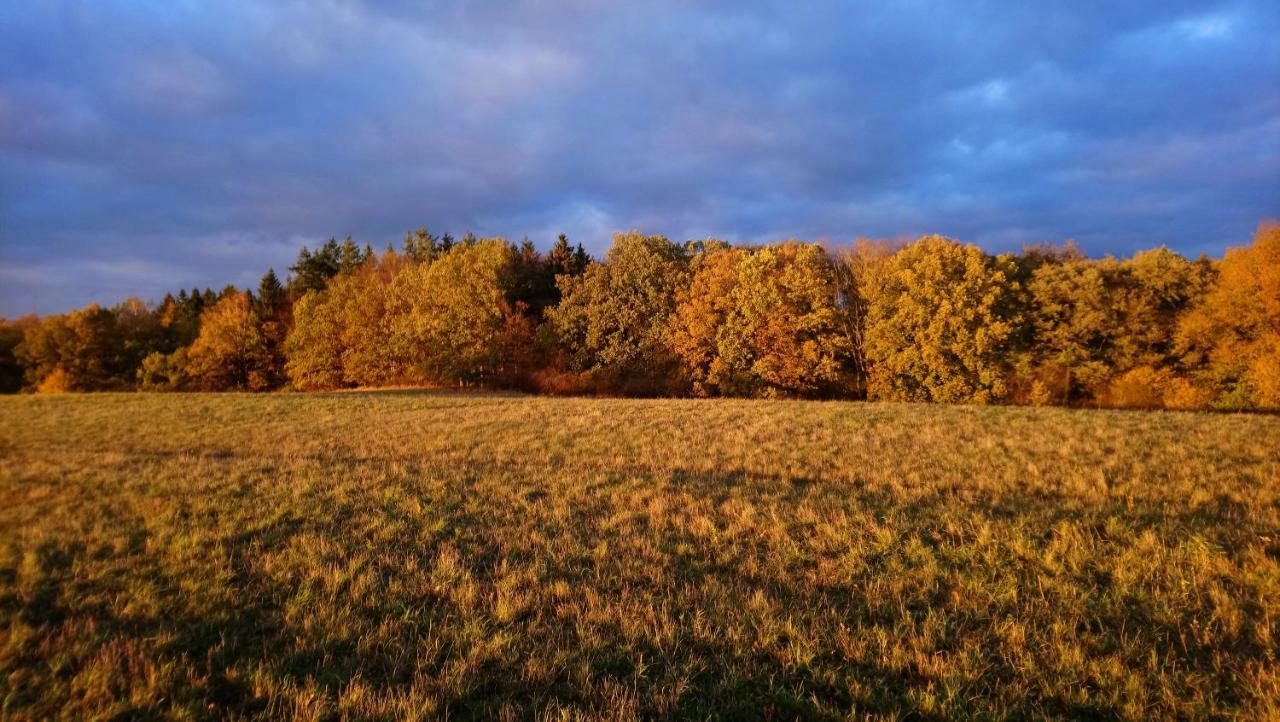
[1,392,1277,719]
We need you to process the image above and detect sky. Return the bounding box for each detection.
[1,1,1278,316]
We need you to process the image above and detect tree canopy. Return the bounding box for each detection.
[862,235,1022,404]
[3,222,1275,411]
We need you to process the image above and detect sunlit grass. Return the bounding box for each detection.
[1,392,1277,719]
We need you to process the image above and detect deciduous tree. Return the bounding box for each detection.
[1176,222,1280,409]
[284,251,411,390]
[728,242,854,397]
[549,232,689,389]
[185,292,273,391]
[666,244,745,395]
[14,305,129,391]
[1024,257,1126,404]
[863,235,1022,403]
[668,242,853,397]
[283,290,346,390]
[391,239,518,385]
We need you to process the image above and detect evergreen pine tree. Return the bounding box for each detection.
[290,240,342,296]
[547,233,575,275]
[256,269,286,316]
[339,236,362,273]
[403,228,439,262]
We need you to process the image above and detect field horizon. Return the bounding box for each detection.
[1,391,1277,719]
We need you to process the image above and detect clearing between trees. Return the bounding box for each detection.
[0,392,1276,719]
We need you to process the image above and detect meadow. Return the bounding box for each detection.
[0,392,1277,720]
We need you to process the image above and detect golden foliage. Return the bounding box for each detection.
[1025,257,1124,402]
[1100,365,1211,411]
[729,242,853,396]
[7,220,1278,411]
[863,235,1022,403]
[1114,247,1209,369]
[184,292,272,391]
[832,238,897,394]
[285,252,409,390]
[284,290,346,390]
[665,245,748,395]
[1176,222,1280,409]
[667,242,853,397]
[34,366,71,394]
[1102,366,1169,409]
[1161,374,1212,411]
[390,238,518,385]
[1027,379,1055,407]
[548,232,689,385]
[14,305,127,391]
[137,348,189,391]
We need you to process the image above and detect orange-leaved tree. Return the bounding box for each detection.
[1176,221,1280,410]
[184,292,273,391]
[14,304,129,392]
[665,242,745,396]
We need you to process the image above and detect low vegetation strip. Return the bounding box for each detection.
[1,392,1277,719]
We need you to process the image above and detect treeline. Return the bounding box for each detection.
[1,224,1276,410]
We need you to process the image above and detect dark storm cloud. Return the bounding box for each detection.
[1,0,1277,314]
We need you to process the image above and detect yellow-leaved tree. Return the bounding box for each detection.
[863,235,1022,403]
[390,238,517,385]
[1024,256,1126,404]
[285,251,409,390]
[283,289,346,390]
[1100,247,1211,408]
[1021,245,1209,408]
[831,238,897,398]
[665,243,746,396]
[725,242,853,397]
[548,232,689,392]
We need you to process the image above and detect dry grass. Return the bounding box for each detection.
[0,391,1277,720]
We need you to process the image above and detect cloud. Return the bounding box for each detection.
[1175,14,1237,40]
[1,0,1277,314]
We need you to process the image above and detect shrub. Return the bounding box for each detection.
[137,349,189,391]
[1103,366,1170,409]
[35,367,71,394]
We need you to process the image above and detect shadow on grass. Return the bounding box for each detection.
[3,451,1267,719]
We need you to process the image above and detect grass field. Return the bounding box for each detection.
[0,392,1277,720]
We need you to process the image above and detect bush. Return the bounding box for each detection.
[1161,376,1211,410]
[1103,367,1168,409]
[1102,366,1217,410]
[35,367,71,394]
[137,349,189,391]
